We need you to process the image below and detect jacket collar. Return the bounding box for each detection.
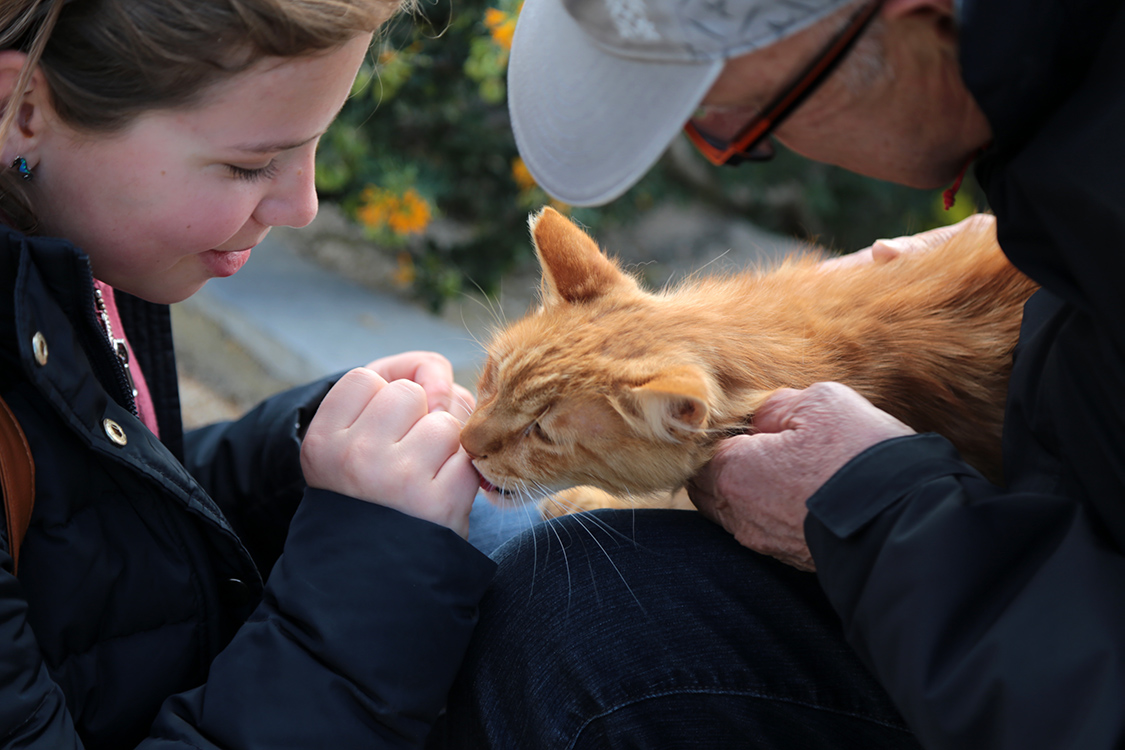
[1,224,186,459]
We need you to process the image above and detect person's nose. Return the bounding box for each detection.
[254,147,319,229]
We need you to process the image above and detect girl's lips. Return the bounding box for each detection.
[200,247,252,277]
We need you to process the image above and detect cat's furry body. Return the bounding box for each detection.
[461,208,1038,504]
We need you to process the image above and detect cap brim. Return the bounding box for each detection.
[508,0,724,208]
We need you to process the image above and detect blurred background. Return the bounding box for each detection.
[314,0,985,311]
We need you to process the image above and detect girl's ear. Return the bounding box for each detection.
[0,50,49,167]
[529,207,639,306]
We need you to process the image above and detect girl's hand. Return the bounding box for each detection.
[301,368,479,537]
[365,351,476,422]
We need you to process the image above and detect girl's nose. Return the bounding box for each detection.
[253,148,319,228]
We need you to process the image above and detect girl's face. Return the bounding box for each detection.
[31,34,372,304]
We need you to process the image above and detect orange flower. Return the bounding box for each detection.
[356,185,433,236]
[484,8,517,51]
[392,252,416,287]
[387,188,433,235]
[356,186,390,229]
[483,8,508,27]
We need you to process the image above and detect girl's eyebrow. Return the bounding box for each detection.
[229,98,349,153]
[230,131,322,154]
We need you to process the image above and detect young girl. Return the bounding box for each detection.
[0,1,493,747]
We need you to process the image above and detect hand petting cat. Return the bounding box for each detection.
[301,365,480,538]
[820,214,996,272]
[687,382,915,572]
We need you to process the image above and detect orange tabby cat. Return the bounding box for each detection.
[461,207,1038,512]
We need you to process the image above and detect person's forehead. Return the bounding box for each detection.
[564,0,855,63]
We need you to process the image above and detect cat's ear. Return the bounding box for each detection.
[626,364,711,438]
[529,207,638,306]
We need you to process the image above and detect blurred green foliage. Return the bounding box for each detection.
[315,0,985,310]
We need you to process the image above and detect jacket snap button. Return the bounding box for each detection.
[102,418,128,446]
[219,578,252,607]
[32,332,48,366]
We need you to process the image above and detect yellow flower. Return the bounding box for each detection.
[511,157,537,191]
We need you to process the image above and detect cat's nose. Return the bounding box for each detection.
[460,422,488,460]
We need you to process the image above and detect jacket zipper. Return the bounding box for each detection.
[80,272,138,417]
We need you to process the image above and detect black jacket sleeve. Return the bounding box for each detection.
[146,492,497,749]
[2,492,494,750]
[181,376,337,575]
[806,435,1125,749]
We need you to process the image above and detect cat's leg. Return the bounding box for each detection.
[539,486,693,518]
[428,509,921,749]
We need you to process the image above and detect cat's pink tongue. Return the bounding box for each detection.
[478,474,499,494]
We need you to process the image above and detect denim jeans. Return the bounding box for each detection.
[465,493,543,556]
[430,508,921,749]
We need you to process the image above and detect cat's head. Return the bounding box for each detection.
[461,207,724,503]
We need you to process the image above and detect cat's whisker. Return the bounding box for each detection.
[554,492,652,549]
[461,278,509,333]
[450,392,475,424]
[557,509,648,616]
[538,513,574,611]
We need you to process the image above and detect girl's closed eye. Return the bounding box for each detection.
[226,160,279,181]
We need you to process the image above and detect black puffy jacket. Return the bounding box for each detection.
[805,0,1125,747]
[0,226,495,749]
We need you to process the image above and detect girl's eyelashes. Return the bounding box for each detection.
[226,160,279,181]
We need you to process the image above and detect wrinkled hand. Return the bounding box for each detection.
[301,368,479,537]
[365,351,476,422]
[820,214,996,271]
[688,382,915,571]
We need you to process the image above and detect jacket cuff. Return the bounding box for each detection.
[806,434,982,539]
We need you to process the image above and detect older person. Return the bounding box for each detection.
[429,0,1125,748]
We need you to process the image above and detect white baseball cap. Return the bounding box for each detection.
[507,0,855,206]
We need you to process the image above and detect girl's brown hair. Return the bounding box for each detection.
[0,0,401,231]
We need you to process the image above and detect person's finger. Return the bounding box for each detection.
[817,247,875,271]
[409,356,457,413]
[870,238,905,262]
[750,388,804,433]
[352,378,430,442]
[686,467,718,514]
[398,410,465,475]
[312,368,388,433]
[365,351,457,413]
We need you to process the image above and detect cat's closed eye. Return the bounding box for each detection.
[524,421,552,444]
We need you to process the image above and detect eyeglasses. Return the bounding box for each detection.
[684,0,885,166]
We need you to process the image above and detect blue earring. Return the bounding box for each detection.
[11,157,32,181]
